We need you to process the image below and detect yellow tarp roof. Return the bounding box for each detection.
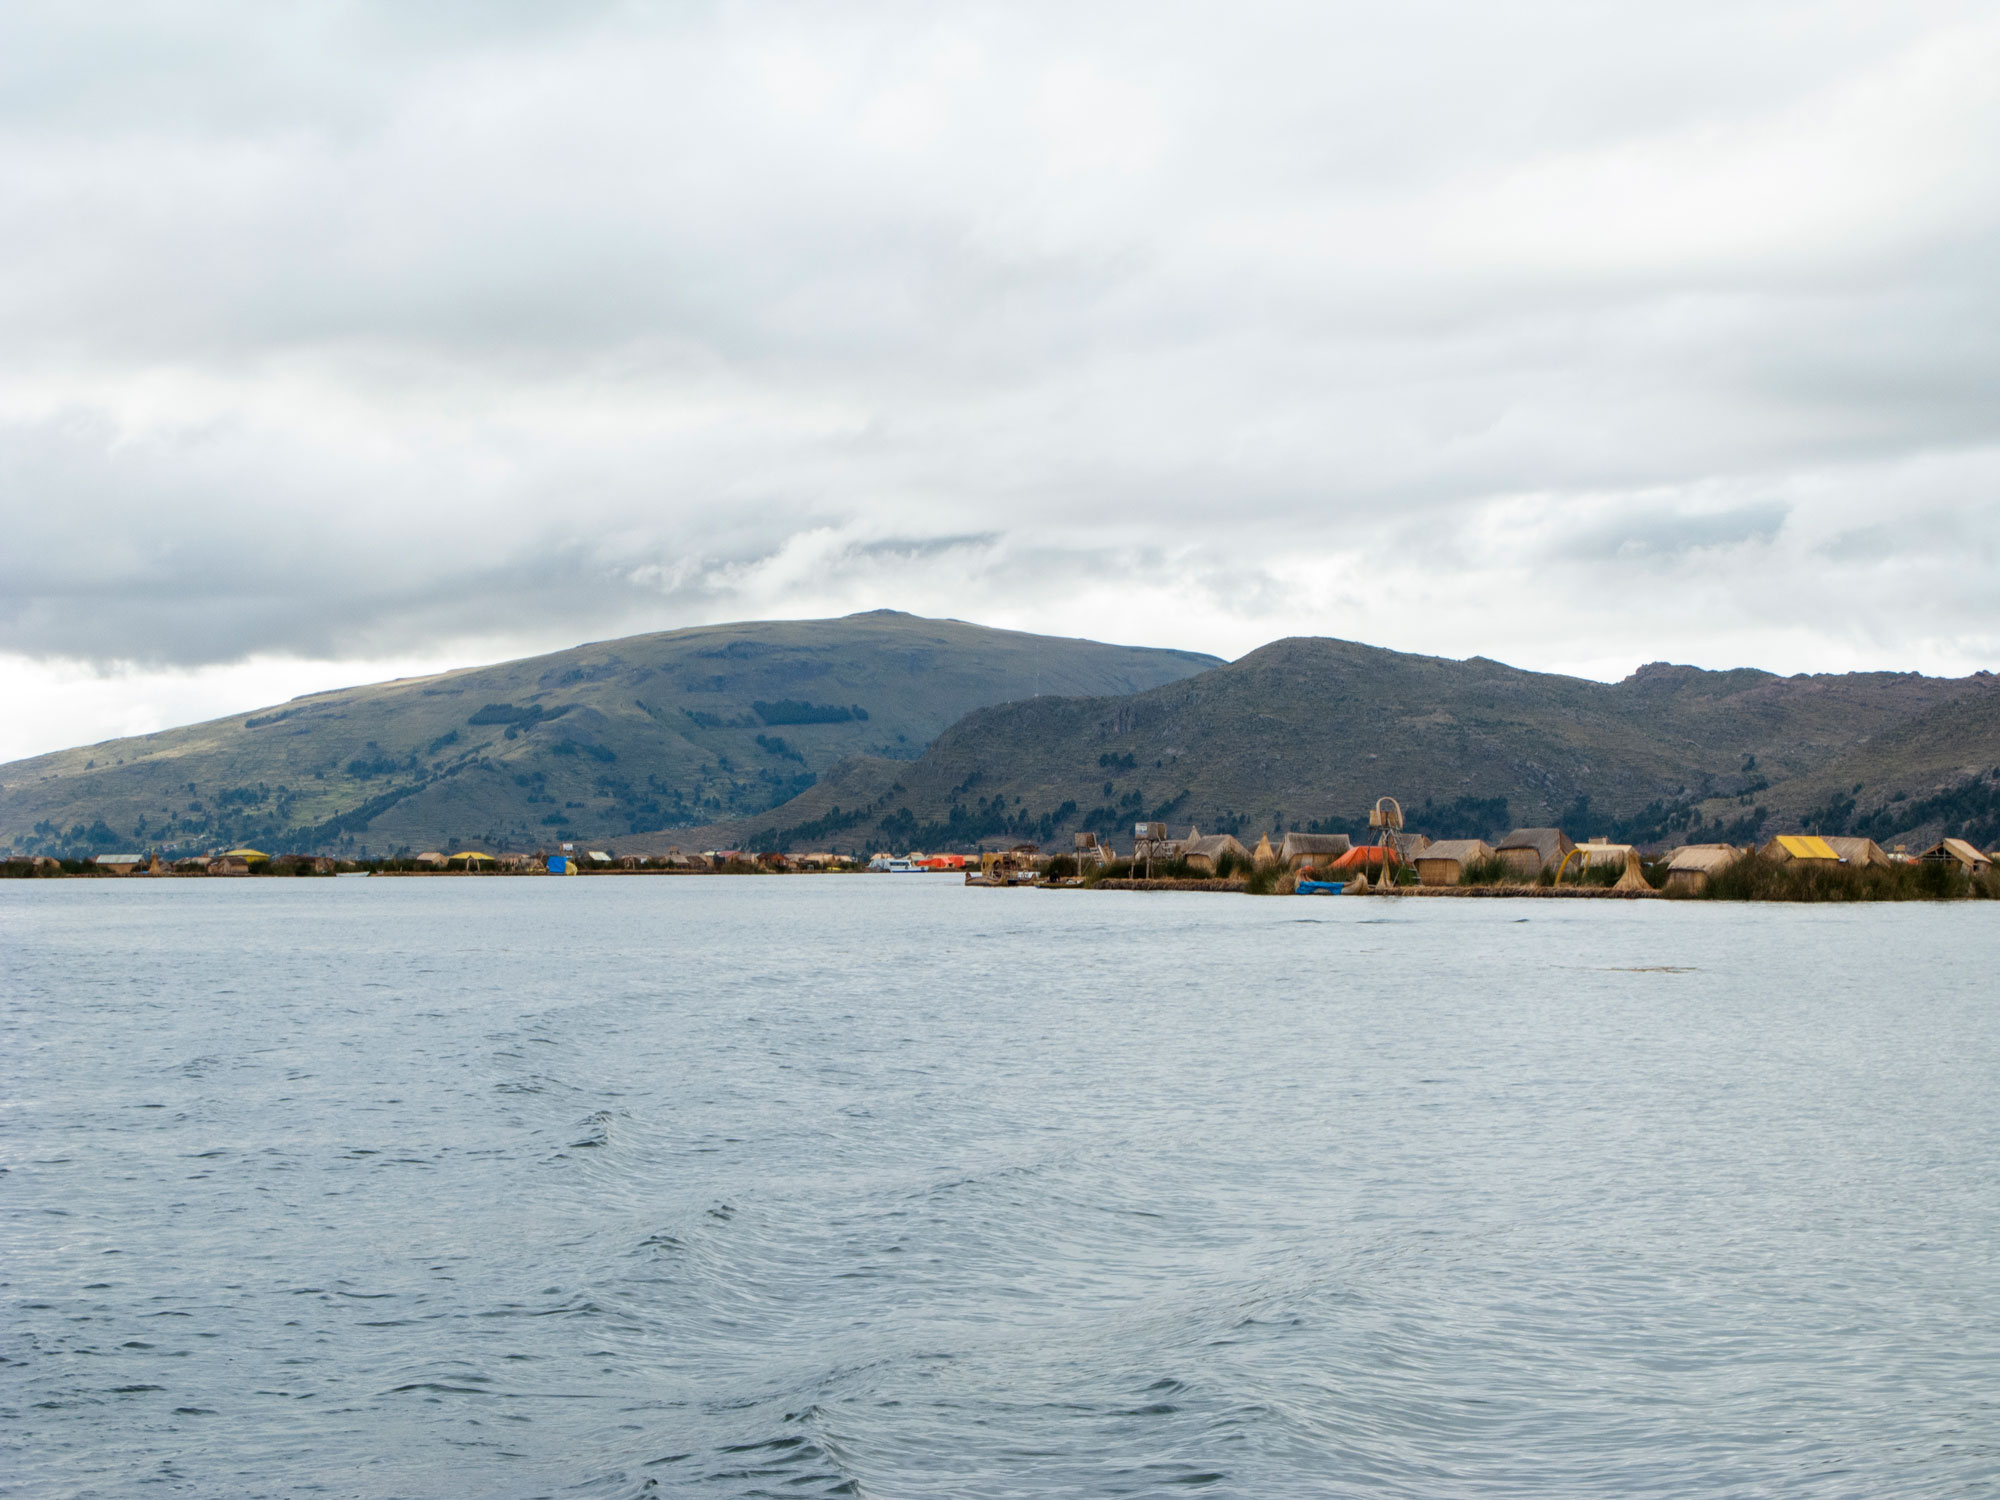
[223,848,268,859]
[1776,834,1839,860]
[448,851,494,860]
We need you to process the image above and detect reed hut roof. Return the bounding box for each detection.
[1415,838,1491,865]
[1495,828,1570,865]
[1278,832,1351,860]
[1821,836,1889,868]
[1183,833,1250,862]
[1765,834,1839,861]
[1666,844,1740,873]
[1922,837,1990,869]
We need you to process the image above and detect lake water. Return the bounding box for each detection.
[3,878,1997,1498]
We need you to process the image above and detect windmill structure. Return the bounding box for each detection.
[1369,796,1405,881]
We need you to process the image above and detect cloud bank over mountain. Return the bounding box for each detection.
[4,0,1999,756]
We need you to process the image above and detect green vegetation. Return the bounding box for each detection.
[1243,862,1285,895]
[1813,768,2000,849]
[1415,794,1510,840]
[1691,857,1996,901]
[469,702,573,726]
[753,700,868,725]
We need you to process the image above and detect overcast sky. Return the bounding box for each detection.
[4,0,1999,761]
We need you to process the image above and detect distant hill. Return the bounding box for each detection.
[1736,691,2000,851]
[682,637,2000,854]
[0,612,1219,857]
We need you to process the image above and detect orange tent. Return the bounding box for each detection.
[1330,845,1400,872]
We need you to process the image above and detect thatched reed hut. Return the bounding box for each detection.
[1664,843,1740,893]
[1413,838,1492,886]
[1920,838,1992,876]
[1821,836,1891,869]
[1182,832,1251,874]
[1495,828,1573,878]
[1759,834,1840,864]
[1278,832,1352,871]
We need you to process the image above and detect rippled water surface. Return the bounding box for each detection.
[4,878,1997,1498]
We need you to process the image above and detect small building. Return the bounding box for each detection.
[447,851,495,870]
[1664,843,1741,894]
[207,855,251,875]
[1413,838,1493,886]
[92,853,145,875]
[1181,832,1251,875]
[1278,832,1352,871]
[415,851,449,868]
[1495,828,1574,879]
[1252,833,1278,868]
[587,850,613,867]
[1760,834,1841,864]
[1920,838,1992,876]
[1821,836,1891,869]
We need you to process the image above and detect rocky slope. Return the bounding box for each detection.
[678,638,1999,854]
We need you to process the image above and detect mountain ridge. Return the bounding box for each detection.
[0,612,1220,857]
[11,618,1997,859]
[671,636,2000,854]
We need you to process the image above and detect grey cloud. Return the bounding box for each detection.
[1555,503,1790,564]
[849,534,1003,561]
[2,0,1999,690]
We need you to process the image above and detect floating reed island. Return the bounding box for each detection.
[968,803,2000,902]
[9,808,1995,901]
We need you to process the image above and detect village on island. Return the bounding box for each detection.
[17,795,1998,899]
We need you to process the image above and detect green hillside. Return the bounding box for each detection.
[0,612,1219,857]
[695,638,1999,853]
[1718,689,2000,851]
